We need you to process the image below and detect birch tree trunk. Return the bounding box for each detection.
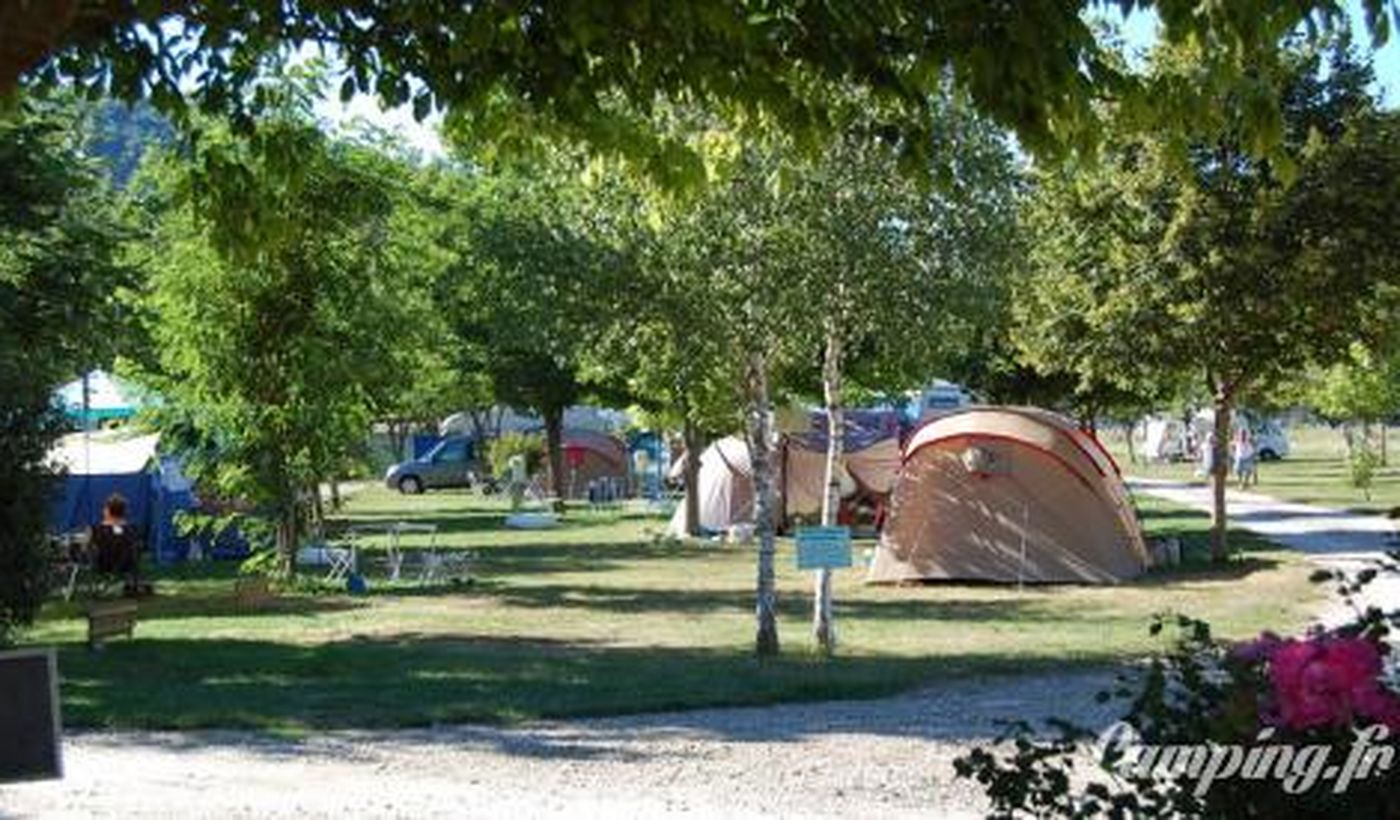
[745,349,780,656]
[1209,384,1233,563]
[815,330,841,654]
[683,416,704,537]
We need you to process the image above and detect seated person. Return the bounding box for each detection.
[90,493,142,593]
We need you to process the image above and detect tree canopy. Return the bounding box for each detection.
[1014,40,1400,557]
[0,96,136,642]
[6,1,1395,187]
[136,97,416,566]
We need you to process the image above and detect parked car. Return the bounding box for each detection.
[384,437,475,494]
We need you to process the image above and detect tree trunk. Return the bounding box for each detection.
[275,512,298,577]
[1124,421,1138,466]
[682,416,705,537]
[814,331,842,654]
[544,407,566,511]
[311,485,325,535]
[1382,423,1388,468]
[388,421,406,462]
[329,477,342,511]
[744,349,780,657]
[1209,388,1233,563]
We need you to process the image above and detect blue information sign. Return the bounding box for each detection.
[796,526,853,570]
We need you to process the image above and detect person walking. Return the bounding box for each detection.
[1232,427,1258,489]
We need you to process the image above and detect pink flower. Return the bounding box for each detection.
[1267,637,1400,731]
[1232,631,1284,664]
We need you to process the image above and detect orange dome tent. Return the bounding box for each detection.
[869,407,1148,584]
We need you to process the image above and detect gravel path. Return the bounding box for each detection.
[1128,478,1400,625]
[0,669,1123,819]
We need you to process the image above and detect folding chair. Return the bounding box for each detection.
[324,546,356,584]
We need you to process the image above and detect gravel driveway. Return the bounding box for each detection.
[1128,478,1400,625]
[0,669,1122,819]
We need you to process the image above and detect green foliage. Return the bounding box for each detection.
[0,96,137,643]
[11,1,1390,189]
[135,98,414,567]
[956,569,1400,818]
[486,432,545,479]
[1015,40,1400,419]
[1349,441,1381,500]
[434,146,632,496]
[1304,342,1400,425]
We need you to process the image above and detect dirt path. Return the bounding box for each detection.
[1129,478,1399,625]
[0,669,1121,819]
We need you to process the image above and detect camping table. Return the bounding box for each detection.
[347,522,438,582]
[386,522,437,582]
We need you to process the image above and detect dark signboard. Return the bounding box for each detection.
[0,648,63,783]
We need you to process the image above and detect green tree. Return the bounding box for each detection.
[0,96,136,642]
[436,154,628,504]
[137,99,410,571]
[770,101,1021,652]
[1303,341,1400,464]
[596,189,744,537]
[1016,42,1400,560]
[8,2,1389,181]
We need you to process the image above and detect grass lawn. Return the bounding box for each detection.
[1104,424,1400,515]
[27,487,1322,731]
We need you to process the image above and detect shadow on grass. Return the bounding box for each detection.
[54,634,1119,739]
[479,581,1081,623]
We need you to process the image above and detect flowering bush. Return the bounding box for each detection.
[955,555,1400,818]
[1254,634,1400,732]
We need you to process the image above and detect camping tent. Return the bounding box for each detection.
[47,432,221,563]
[780,410,903,525]
[666,435,755,534]
[665,410,904,536]
[869,407,1148,584]
[55,371,145,428]
[555,428,629,500]
[49,432,160,541]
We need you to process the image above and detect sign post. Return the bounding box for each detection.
[796,526,853,571]
[796,526,852,650]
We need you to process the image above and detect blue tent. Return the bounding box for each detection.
[47,434,240,564]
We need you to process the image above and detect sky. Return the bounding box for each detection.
[313,3,1400,161]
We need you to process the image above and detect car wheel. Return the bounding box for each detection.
[398,475,424,494]
[1258,449,1279,462]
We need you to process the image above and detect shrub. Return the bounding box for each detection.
[955,557,1400,817]
[1350,443,1380,501]
[0,397,61,646]
[487,432,545,479]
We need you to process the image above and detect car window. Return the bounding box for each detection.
[433,440,467,463]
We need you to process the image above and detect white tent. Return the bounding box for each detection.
[48,431,160,475]
[665,420,903,536]
[665,436,753,536]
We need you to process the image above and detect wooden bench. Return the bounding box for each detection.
[234,576,275,609]
[86,599,138,649]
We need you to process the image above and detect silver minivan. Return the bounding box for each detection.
[384,437,474,494]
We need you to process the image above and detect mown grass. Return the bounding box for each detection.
[1105,424,1400,515]
[26,488,1321,730]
